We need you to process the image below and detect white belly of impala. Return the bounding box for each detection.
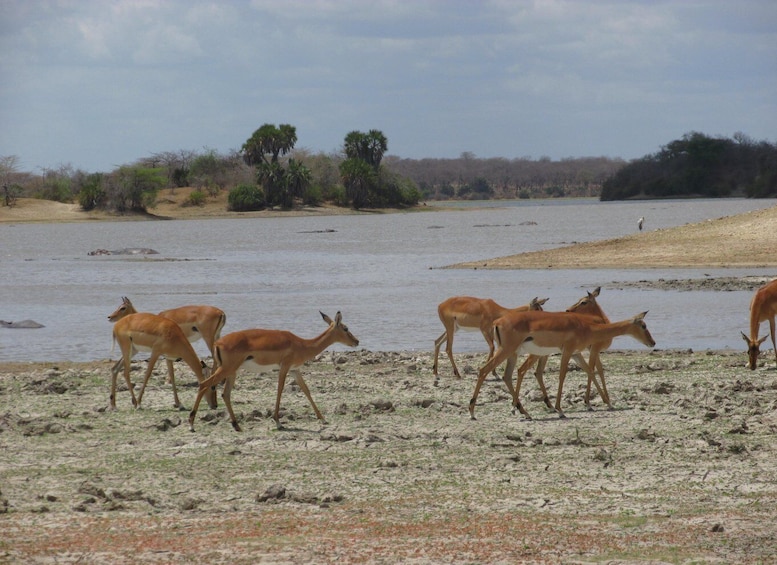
[518,342,562,357]
[242,359,280,374]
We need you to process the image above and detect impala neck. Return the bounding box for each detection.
[300,326,340,358]
[588,318,638,341]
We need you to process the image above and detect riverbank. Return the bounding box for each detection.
[450,203,777,269]
[2,348,776,563]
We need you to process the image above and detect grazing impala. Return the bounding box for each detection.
[108,297,226,393]
[111,313,217,410]
[188,311,359,432]
[470,310,655,420]
[108,296,226,364]
[433,296,548,382]
[742,278,777,369]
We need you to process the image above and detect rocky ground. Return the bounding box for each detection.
[2,347,776,564]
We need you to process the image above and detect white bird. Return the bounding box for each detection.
[638,217,644,231]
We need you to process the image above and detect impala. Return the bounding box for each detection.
[108,296,226,363]
[111,313,218,410]
[469,310,655,420]
[188,311,359,432]
[108,296,226,393]
[432,296,548,382]
[513,287,614,411]
[742,278,777,369]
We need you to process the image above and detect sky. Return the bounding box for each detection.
[1,0,776,174]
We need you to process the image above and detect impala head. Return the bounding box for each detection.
[108,296,136,322]
[630,311,656,348]
[566,287,602,315]
[741,332,767,370]
[530,297,549,311]
[320,310,359,347]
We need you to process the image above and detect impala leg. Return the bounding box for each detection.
[165,359,175,385]
[770,319,777,368]
[188,366,226,431]
[574,352,607,412]
[164,358,184,410]
[470,348,508,419]
[533,356,553,409]
[507,353,532,419]
[432,331,446,380]
[222,373,241,432]
[293,369,326,424]
[554,350,576,419]
[109,356,123,410]
[444,330,461,378]
[594,357,612,408]
[482,328,499,377]
[118,350,138,408]
[135,353,160,409]
[273,367,289,429]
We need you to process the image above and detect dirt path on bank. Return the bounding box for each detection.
[1,349,777,564]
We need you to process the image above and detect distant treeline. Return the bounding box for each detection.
[600,132,777,201]
[384,153,625,200]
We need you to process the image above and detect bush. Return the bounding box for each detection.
[228,183,265,211]
[186,189,206,207]
[302,184,323,206]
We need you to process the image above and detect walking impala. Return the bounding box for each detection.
[188,311,359,432]
[432,295,548,382]
[741,278,777,370]
[470,310,655,420]
[111,313,218,410]
[513,287,615,411]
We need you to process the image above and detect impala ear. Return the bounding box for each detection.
[741,331,751,343]
[590,287,601,298]
[758,335,768,346]
[320,311,333,324]
[634,311,648,321]
[335,311,343,325]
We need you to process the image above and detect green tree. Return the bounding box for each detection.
[242,124,298,167]
[109,166,166,212]
[285,158,312,206]
[344,129,387,170]
[339,158,374,210]
[241,124,299,208]
[77,173,105,211]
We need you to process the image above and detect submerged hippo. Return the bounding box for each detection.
[88,248,159,256]
[1,319,45,329]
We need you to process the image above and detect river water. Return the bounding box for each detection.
[1,198,775,362]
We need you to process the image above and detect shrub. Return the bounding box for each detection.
[186,189,206,207]
[228,183,265,211]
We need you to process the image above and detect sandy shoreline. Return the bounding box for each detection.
[450,203,777,269]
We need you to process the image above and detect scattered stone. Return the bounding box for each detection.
[257,484,286,503]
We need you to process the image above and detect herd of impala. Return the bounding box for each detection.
[107,277,777,433]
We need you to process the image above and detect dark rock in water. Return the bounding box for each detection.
[88,248,159,256]
[1,319,45,329]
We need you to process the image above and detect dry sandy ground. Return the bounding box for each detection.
[1,348,776,564]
